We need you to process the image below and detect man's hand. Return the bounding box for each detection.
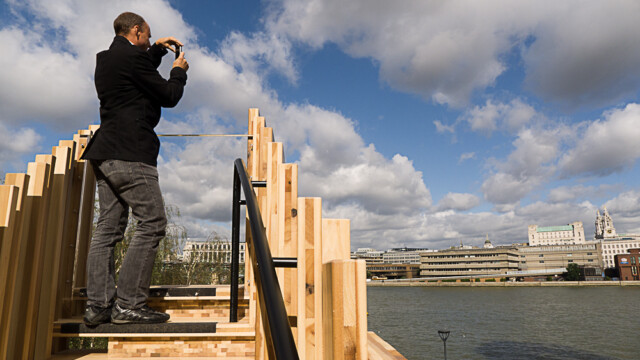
[155,36,183,53]
[173,51,189,71]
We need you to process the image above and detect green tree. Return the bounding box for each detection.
[564,263,581,281]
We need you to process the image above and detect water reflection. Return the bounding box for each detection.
[476,341,619,360]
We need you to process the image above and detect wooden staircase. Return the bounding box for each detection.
[0,108,407,359]
[50,285,255,359]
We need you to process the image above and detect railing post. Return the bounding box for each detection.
[230,165,241,323]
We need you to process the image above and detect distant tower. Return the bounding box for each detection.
[595,207,617,239]
[483,234,493,249]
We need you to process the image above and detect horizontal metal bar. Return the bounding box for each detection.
[158,134,253,138]
[273,257,298,268]
[251,181,267,188]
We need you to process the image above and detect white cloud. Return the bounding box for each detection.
[558,103,640,177]
[458,152,475,163]
[436,193,480,212]
[265,0,640,108]
[547,184,620,204]
[482,126,566,205]
[0,27,95,129]
[0,122,42,170]
[462,99,538,135]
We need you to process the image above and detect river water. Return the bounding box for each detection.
[366,286,640,360]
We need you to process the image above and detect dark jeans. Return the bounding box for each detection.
[86,160,167,309]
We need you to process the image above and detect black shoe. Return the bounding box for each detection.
[111,302,170,324]
[83,305,112,326]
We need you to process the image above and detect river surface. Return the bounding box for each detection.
[366,286,640,360]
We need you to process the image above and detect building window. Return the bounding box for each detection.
[540,260,545,263]
[568,260,573,263]
[539,254,544,257]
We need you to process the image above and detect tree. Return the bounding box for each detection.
[563,263,581,281]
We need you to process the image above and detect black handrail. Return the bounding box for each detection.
[230,158,299,359]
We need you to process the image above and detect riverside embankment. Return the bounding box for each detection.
[368,280,640,287]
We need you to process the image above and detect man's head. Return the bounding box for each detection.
[113,12,151,50]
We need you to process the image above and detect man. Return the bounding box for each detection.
[82,12,189,325]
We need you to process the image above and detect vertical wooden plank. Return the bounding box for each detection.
[279,163,298,340]
[55,140,80,321]
[2,174,31,360]
[246,108,258,295]
[71,132,97,316]
[21,160,53,359]
[297,197,323,360]
[266,142,283,260]
[0,184,19,360]
[322,219,351,263]
[34,146,74,360]
[323,260,358,360]
[355,260,368,360]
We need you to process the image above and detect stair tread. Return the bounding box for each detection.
[49,350,254,360]
[57,320,217,334]
[54,318,255,338]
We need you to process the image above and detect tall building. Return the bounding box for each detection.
[527,222,585,246]
[595,207,617,239]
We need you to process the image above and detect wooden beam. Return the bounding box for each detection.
[2,174,32,360]
[71,133,97,317]
[34,146,75,359]
[22,160,53,359]
[278,163,298,340]
[0,184,19,360]
[297,197,323,360]
[323,259,357,359]
[322,219,351,263]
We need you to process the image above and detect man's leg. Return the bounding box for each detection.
[84,161,129,325]
[101,161,167,310]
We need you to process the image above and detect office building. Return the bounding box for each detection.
[528,222,585,246]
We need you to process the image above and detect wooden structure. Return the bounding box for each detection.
[0,109,406,359]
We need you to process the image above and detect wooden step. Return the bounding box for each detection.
[71,285,249,321]
[52,320,256,358]
[49,349,254,360]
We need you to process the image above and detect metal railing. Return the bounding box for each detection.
[230,158,299,359]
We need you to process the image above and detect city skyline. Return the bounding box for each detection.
[1,0,639,250]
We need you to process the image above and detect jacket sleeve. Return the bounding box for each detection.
[131,50,188,108]
[147,43,167,68]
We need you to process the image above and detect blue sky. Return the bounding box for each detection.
[1,0,639,250]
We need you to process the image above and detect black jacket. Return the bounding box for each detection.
[83,36,187,166]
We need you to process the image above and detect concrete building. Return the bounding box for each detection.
[516,243,603,272]
[183,240,245,264]
[367,263,420,279]
[420,246,520,277]
[528,222,585,246]
[601,237,640,268]
[352,248,384,264]
[382,247,428,264]
[615,249,640,281]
